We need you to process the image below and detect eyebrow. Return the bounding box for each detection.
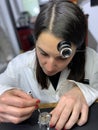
[37,46,47,54]
[37,46,64,59]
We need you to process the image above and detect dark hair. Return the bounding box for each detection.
[34,0,87,89]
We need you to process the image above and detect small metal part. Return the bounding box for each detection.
[28,91,54,129]
[28,91,41,114]
[38,108,40,112]
[28,91,32,96]
[38,112,51,130]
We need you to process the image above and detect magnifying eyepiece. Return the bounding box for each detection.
[57,41,72,58]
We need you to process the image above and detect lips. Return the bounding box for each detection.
[43,69,57,76]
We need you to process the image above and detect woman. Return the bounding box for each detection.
[0,0,98,130]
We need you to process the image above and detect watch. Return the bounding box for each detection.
[38,112,51,125]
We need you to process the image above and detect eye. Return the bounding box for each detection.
[56,57,67,61]
[40,51,48,56]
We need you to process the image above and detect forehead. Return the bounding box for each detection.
[36,31,63,52]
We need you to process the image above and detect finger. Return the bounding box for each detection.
[0,93,40,107]
[49,97,66,126]
[0,112,32,124]
[49,108,62,127]
[77,104,88,126]
[0,96,39,107]
[0,104,38,117]
[4,89,33,99]
[64,103,81,129]
[50,96,67,116]
[54,104,73,130]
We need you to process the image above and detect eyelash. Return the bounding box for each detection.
[40,51,67,61]
[40,51,48,56]
[57,57,66,61]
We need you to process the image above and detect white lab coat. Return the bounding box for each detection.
[0,47,98,106]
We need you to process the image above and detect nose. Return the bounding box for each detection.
[46,58,57,72]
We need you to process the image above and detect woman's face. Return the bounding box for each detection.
[36,32,76,76]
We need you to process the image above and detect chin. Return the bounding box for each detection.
[44,71,58,76]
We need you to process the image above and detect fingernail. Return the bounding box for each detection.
[35,105,38,109]
[50,124,54,128]
[36,100,40,104]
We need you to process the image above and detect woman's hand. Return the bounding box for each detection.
[0,89,40,124]
[49,87,89,130]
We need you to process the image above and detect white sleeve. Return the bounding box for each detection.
[0,50,35,95]
[0,60,19,95]
[69,48,98,106]
[71,81,98,106]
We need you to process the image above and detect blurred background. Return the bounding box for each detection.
[0,0,98,73]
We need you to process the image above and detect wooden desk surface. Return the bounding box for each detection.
[39,99,98,109]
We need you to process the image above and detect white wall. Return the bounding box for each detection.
[0,0,25,55]
[0,0,98,54]
[38,0,49,5]
[79,0,98,52]
[0,0,40,54]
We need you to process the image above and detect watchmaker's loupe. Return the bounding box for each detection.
[57,41,72,58]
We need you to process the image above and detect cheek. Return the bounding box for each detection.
[36,51,45,65]
[36,51,41,62]
[59,58,73,69]
[36,51,41,59]
[59,61,69,69]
